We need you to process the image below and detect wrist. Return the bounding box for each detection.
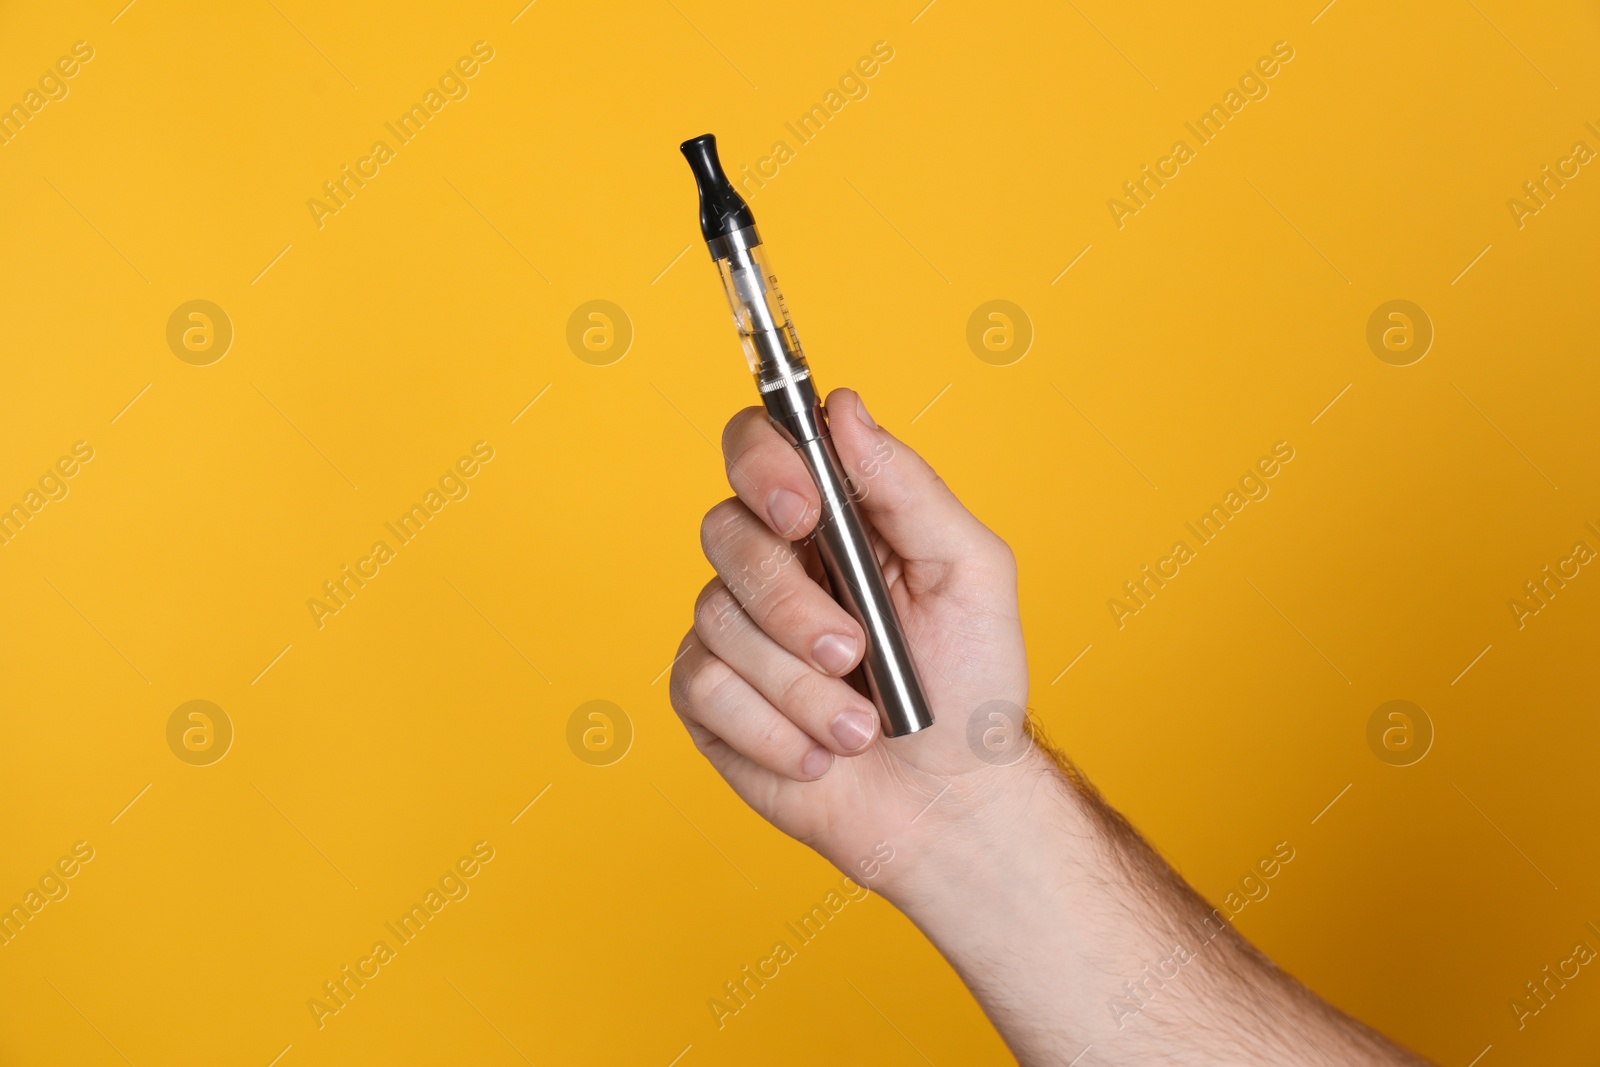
[871,749,1217,1061]
[879,747,1084,918]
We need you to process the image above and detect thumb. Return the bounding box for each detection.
[825,387,1001,568]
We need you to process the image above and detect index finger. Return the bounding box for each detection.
[721,406,824,541]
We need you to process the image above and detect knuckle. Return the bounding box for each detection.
[727,542,798,615]
[698,499,746,559]
[881,474,920,517]
[682,654,739,711]
[776,665,822,715]
[956,533,1016,589]
[987,535,1018,577]
[667,654,696,716]
[720,406,767,457]
[667,670,690,717]
[667,635,702,715]
[748,573,806,633]
[750,710,797,763]
[693,582,744,638]
[686,729,719,759]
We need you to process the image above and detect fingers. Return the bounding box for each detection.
[720,390,1004,569]
[669,628,836,782]
[693,578,881,758]
[821,387,1006,569]
[721,406,824,540]
[699,497,864,676]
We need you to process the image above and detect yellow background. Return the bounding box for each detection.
[1,1,1597,1063]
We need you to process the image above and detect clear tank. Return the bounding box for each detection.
[712,232,811,395]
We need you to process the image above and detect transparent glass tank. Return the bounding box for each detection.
[712,235,812,395]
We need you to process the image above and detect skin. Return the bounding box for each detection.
[670,387,1434,1066]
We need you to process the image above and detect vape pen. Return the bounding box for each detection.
[680,133,935,738]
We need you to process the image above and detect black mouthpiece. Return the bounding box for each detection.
[680,133,756,241]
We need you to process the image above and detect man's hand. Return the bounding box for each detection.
[668,386,1031,897]
[669,387,1433,1066]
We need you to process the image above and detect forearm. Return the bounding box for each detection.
[887,750,1430,1066]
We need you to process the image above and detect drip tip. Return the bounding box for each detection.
[680,133,756,241]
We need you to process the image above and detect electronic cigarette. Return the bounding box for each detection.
[680,133,935,738]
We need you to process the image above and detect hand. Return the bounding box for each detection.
[668,388,1436,1066]
[669,387,1035,899]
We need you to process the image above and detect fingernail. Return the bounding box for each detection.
[802,746,834,779]
[812,633,858,675]
[856,395,877,429]
[830,709,876,752]
[767,488,809,536]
